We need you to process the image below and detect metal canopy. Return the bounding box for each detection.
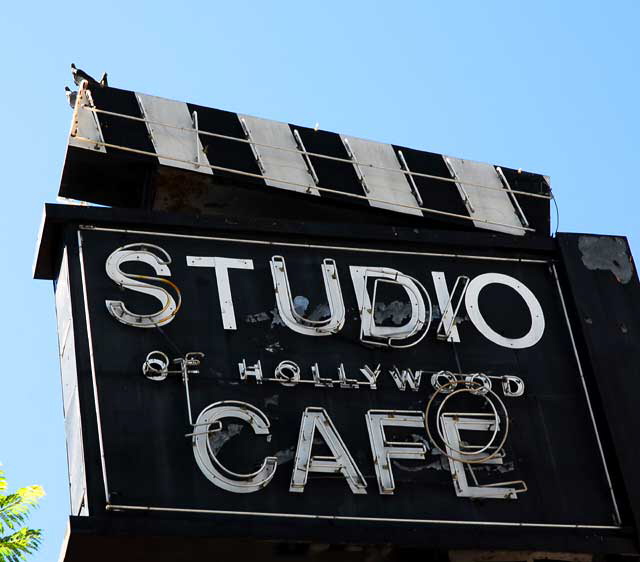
[444,157,526,236]
[61,85,551,237]
[136,93,213,174]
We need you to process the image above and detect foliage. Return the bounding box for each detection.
[0,466,45,562]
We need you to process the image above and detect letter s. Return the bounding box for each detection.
[105,243,181,328]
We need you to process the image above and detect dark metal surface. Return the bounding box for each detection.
[74,226,616,526]
[58,514,637,562]
[59,86,550,235]
[37,207,640,555]
[558,234,640,540]
[33,204,555,281]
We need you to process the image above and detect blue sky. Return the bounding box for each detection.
[1,1,638,560]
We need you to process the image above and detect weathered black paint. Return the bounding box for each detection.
[33,204,555,282]
[59,86,550,235]
[35,205,640,557]
[60,513,637,562]
[558,234,640,540]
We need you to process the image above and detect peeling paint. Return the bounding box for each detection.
[392,434,447,472]
[245,312,271,323]
[493,461,515,474]
[393,451,449,472]
[393,454,514,474]
[265,342,283,353]
[579,235,634,284]
[269,298,328,328]
[374,301,412,325]
[270,307,285,328]
[410,433,431,450]
[208,423,243,455]
[275,447,295,465]
[308,303,331,322]
[293,295,309,316]
[393,458,446,472]
[432,304,469,325]
[372,301,471,327]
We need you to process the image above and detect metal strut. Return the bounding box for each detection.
[142,351,219,437]
[77,104,554,200]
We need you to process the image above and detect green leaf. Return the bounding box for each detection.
[0,465,45,559]
[0,486,45,534]
[0,528,43,561]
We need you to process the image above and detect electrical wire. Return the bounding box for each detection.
[79,105,552,201]
[552,194,560,237]
[71,134,536,233]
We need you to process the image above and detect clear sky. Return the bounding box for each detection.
[1,1,638,560]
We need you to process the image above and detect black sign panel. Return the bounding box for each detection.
[76,225,619,529]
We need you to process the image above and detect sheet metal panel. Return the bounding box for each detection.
[56,249,87,516]
[71,224,620,530]
[59,86,552,235]
[499,167,551,236]
[36,206,640,553]
[57,512,637,562]
[69,91,106,154]
[444,157,525,236]
[239,115,320,196]
[135,93,212,174]
[341,136,422,216]
[558,233,640,539]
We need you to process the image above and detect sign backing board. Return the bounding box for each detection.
[59,86,551,237]
[75,224,620,530]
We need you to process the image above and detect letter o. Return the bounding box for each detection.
[274,360,301,387]
[464,273,545,349]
